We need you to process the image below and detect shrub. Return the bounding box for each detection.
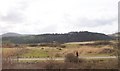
[56,48,62,50]
[55,53,61,57]
[64,53,80,63]
[60,45,66,48]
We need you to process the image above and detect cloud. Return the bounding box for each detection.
[78,17,117,27]
[0,0,30,24]
[0,0,119,35]
[0,10,25,24]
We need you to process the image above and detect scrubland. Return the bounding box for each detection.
[2,40,119,69]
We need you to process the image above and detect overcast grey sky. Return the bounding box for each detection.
[0,0,119,35]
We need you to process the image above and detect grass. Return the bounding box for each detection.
[2,40,118,69]
[18,59,64,63]
[19,47,62,58]
[2,40,117,58]
[2,48,116,59]
[19,48,48,58]
[2,48,23,58]
[60,45,116,57]
[3,45,116,58]
[4,58,118,69]
[18,60,46,63]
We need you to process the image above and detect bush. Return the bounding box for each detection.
[60,45,66,48]
[55,53,61,57]
[56,48,62,50]
[65,53,80,63]
[41,48,44,49]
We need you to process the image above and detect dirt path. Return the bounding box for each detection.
[12,56,117,61]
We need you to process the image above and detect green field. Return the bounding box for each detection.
[18,47,62,58]
[19,48,48,58]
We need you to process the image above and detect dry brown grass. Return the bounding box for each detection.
[3,58,118,69]
[61,45,115,56]
[2,48,20,58]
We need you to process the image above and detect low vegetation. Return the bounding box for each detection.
[2,40,119,69]
[3,58,118,69]
[64,53,84,63]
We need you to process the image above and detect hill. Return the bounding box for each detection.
[2,31,113,44]
[109,32,120,39]
[2,32,22,37]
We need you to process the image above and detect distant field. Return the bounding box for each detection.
[19,47,62,58]
[2,40,117,58]
[19,47,48,58]
[64,41,95,45]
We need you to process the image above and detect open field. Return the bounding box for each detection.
[2,40,118,58]
[2,40,119,69]
[3,46,115,58]
[17,42,117,58]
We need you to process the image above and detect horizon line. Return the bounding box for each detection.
[1,31,119,35]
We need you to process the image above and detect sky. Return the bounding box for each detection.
[0,0,119,35]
